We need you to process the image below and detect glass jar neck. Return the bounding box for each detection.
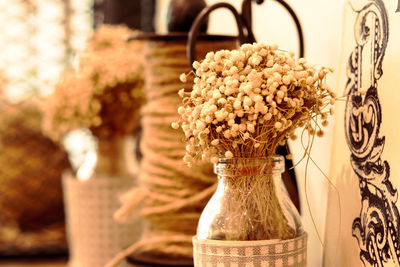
[214,156,285,196]
[214,156,285,178]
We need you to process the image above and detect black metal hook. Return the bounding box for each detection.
[187,0,304,67]
[241,0,304,58]
[187,2,247,66]
[241,0,264,43]
[274,0,304,58]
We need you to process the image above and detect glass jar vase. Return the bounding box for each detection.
[197,156,303,241]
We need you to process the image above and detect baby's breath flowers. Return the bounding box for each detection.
[173,43,334,165]
[41,25,145,177]
[42,25,144,142]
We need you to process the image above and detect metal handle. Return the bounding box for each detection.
[187,2,247,67]
[274,0,304,57]
[241,0,264,43]
[241,0,304,57]
[188,0,305,65]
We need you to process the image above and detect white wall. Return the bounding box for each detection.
[156,1,345,265]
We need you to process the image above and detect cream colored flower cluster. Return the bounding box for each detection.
[42,25,144,141]
[172,43,334,165]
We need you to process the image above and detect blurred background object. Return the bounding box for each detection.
[0,1,91,258]
[0,98,71,256]
[63,173,139,267]
[0,0,92,103]
[0,0,153,261]
[167,0,207,32]
[100,0,156,32]
[40,23,145,267]
[41,24,145,179]
[0,0,156,103]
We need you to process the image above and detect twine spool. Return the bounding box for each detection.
[140,36,238,260]
[112,35,238,265]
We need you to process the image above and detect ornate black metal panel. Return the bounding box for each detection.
[344,0,400,266]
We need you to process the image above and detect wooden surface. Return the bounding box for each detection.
[0,259,67,267]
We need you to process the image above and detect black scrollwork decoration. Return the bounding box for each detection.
[345,0,400,266]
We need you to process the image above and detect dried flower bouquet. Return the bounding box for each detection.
[42,25,144,177]
[173,43,335,240]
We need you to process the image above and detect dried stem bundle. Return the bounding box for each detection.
[205,158,295,241]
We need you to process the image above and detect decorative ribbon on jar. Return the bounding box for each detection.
[193,234,307,267]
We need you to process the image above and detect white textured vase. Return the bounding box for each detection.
[63,174,141,267]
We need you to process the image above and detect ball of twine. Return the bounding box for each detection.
[109,37,237,266]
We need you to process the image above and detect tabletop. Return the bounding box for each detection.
[0,258,67,267]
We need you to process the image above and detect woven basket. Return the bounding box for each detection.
[0,100,70,255]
